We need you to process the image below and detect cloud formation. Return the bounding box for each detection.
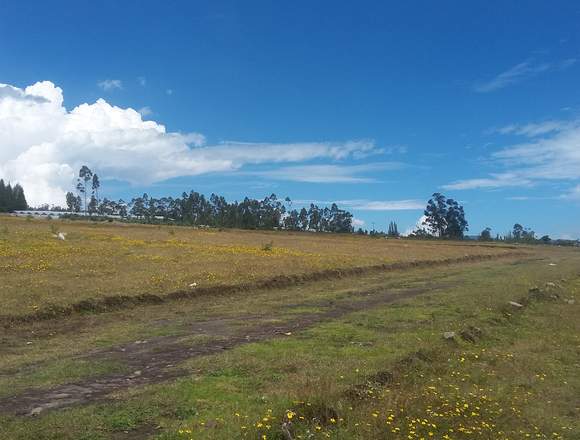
[493,120,570,137]
[137,106,153,117]
[474,58,575,93]
[444,173,532,190]
[443,118,580,194]
[294,199,424,211]
[0,81,383,206]
[340,199,424,211]
[561,184,580,200]
[97,79,123,91]
[252,162,402,183]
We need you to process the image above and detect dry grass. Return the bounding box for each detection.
[0,238,578,439]
[0,215,518,316]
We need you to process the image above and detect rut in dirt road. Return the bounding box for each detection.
[0,285,443,417]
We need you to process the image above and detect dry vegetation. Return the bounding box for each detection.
[0,215,517,317]
[0,215,578,440]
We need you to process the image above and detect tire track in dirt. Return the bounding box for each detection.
[0,284,446,417]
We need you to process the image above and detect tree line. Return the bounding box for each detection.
[476,223,572,245]
[0,179,28,212]
[29,166,575,245]
[63,172,472,238]
[64,166,354,233]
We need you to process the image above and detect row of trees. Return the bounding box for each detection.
[15,167,574,245]
[63,173,471,238]
[1,164,573,245]
[0,179,27,212]
[479,223,555,244]
[357,221,401,237]
[58,169,572,244]
[65,166,354,233]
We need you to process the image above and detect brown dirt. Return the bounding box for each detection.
[0,285,444,417]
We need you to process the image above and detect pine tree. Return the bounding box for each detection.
[0,180,7,212]
[0,179,28,212]
[12,184,27,210]
[387,221,399,237]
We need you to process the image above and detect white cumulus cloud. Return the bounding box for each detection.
[0,81,382,207]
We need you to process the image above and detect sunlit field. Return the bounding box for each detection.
[0,215,519,318]
[1,215,578,440]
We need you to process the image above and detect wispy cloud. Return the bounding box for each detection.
[97,79,123,91]
[493,120,570,137]
[137,76,147,87]
[558,58,577,70]
[474,60,550,93]
[137,106,153,117]
[444,117,580,191]
[443,173,533,190]
[294,198,424,211]
[561,184,580,200]
[474,56,576,93]
[252,162,403,183]
[340,199,425,210]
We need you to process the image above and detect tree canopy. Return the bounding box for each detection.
[423,193,468,239]
[119,192,354,233]
[0,179,28,212]
[387,221,399,237]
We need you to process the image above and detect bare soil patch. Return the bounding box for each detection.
[0,284,443,417]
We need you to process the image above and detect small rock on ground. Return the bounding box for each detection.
[509,301,524,308]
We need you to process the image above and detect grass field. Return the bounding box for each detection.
[1,216,579,439]
[0,216,518,319]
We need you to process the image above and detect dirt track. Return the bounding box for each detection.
[0,252,533,418]
[0,284,442,417]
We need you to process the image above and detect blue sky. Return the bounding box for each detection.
[1,1,579,237]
